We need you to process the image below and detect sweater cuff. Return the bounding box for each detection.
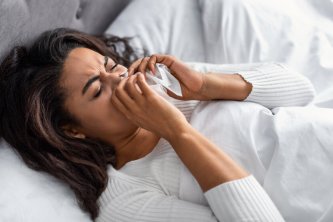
[239,63,315,108]
[204,175,285,222]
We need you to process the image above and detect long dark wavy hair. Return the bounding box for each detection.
[0,28,142,219]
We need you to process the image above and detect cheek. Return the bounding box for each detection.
[78,98,133,138]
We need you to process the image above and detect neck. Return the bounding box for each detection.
[114,128,160,169]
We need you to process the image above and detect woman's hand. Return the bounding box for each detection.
[111,72,190,141]
[128,54,209,100]
[128,55,252,101]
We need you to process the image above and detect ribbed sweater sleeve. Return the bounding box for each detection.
[239,63,315,109]
[205,175,285,222]
[97,169,219,222]
[98,173,284,222]
[187,62,315,109]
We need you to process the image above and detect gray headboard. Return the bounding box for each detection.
[0,0,131,62]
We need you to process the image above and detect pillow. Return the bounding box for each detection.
[105,0,205,62]
[0,140,92,222]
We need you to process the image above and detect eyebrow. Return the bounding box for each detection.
[81,56,108,95]
[82,75,99,95]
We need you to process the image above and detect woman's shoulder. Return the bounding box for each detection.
[97,165,165,222]
[105,164,162,189]
[98,139,183,205]
[98,165,161,204]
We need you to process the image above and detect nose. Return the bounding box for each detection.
[119,71,128,79]
[100,65,128,89]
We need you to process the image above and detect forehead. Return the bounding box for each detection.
[60,47,104,93]
[70,47,102,63]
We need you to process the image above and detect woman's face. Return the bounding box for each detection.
[60,47,137,145]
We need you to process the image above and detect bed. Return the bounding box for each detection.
[1,0,333,221]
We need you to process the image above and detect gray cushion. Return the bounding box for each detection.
[0,0,130,62]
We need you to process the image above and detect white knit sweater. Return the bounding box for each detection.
[96,63,315,222]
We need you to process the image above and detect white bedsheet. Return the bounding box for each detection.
[106,0,333,108]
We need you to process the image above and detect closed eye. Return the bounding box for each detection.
[92,57,117,98]
[109,63,118,72]
[94,85,103,98]
[105,56,118,72]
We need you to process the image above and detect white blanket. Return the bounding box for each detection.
[189,101,333,222]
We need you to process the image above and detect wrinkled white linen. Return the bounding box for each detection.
[199,0,333,107]
[184,101,333,222]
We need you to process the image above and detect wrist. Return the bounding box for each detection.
[234,74,253,100]
[200,73,252,100]
[197,73,211,100]
[163,121,193,143]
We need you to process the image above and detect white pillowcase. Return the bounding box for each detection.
[105,0,205,62]
[0,140,92,222]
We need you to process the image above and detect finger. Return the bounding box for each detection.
[114,77,136,109]
[148,55,157,74]
[149,54,176,67]
[128,58,144,76]
[152,54,190,75]
[125,74,142,101]
[136,73,154,96]
[152,54,197,87]
[138,57,150,74]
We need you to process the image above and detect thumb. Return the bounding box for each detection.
[165,88,185,100]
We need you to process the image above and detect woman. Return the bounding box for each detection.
[0,28,315,221]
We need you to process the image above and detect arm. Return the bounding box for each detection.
[190,62,316,109]
[166,123,284,222]
[199,72,252,101]
[128,56,315,109]
[101,175,283,222]
[100,183,219,222]
[111,73,285,222]
[167,124,248,192]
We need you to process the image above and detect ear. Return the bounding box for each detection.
[62,125,86,139]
